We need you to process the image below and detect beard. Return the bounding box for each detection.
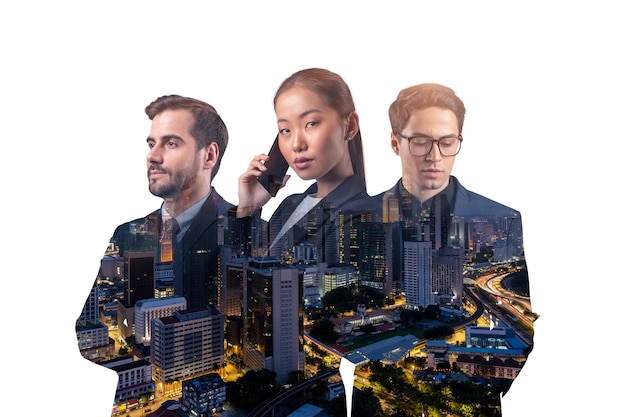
[148,162,200,199]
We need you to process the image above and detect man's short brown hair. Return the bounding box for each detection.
[145,95,229,179]
[389,83,466,134]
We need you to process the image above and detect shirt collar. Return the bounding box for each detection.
[161,190,212,238]
[399,177,457,217]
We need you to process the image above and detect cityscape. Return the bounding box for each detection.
[75,193,536,417]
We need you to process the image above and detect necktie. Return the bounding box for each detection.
[160,217,180,263]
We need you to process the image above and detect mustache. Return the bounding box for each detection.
[148,164,171,175]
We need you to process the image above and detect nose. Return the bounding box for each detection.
[425,140,442,162]
[291,129,306,152]
[147,144,163,165]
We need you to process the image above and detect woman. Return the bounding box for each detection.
[237,68,377,261]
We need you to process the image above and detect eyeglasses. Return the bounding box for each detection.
[395,132,463,157]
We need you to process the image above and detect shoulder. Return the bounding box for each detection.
[112,209,160,242]
[452,177,520,217]
[208,188,236,214]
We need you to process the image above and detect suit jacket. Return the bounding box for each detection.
[109,187,234,309]
[373,175,520,220]
[265,175,379,263]
[374,176,534,406]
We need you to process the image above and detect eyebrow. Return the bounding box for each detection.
[146,134,185,143]
[404,132,459,139]
[277,109,323,124]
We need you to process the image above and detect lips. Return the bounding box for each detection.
[422,168,443,178]
[293,157,313,170]
[148,166,168,179]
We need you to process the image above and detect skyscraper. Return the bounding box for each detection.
[403,240,434,309]
[433,246,464,306]
[134,296,187,346]
[243,258,304,384]
[151,307,225,396]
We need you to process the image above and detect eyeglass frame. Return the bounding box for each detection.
[394,132,463,157]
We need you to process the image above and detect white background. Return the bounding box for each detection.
[2,1,624,415]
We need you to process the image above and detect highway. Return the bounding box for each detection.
[247,369,339,417]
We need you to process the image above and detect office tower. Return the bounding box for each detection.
[151,307,225,396]
[181,373,227,416]
[76,283,115,360]
[154,216,174,293]
[123,250,155,307]
[243,258,304,384]
[403,240,434,309]
[384,222,403,294]
[433,246,464,306]
[224,258,245,355]
[381,193,400,223]
[322,264,358,296]
[217,245,243,312]
[116,249,156,339]
[358,220,388,293]
[134,296,187,346]
[172,216,228,310]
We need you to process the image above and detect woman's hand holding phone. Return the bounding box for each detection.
[236,153,290,217]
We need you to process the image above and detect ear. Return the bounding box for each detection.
[202,142,219,170]
[345,112,359,140]
[390,131,401,155]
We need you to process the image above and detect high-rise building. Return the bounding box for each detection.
[151,307,224,396]
[172,217,227,310]
[358,220,388,293]
[433,246,464,306]
[134,296,187,346]
[123,250,155,307]
[243,258,304,384]
[224,258,245,355]
[384,222,403,294]
[403,240,434,309]
[322,264,358,296]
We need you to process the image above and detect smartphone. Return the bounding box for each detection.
[258,134,289,197]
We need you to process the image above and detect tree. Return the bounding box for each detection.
[423,325,454,339]
[328,387,384,417]
[310,317,340,344]
[424,304,441,320]
[226,369,279,413]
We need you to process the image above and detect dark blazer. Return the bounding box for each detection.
[263,175,378,263]
[111,188,234,309]
[374,176,533,404]
[373,176,520,219]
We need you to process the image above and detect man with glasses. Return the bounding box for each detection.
[376,82,521,223]
[374,83,535,415]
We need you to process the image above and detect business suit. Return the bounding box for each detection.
[110,187,234,309]
[374,176,521,220]
[373,175,534,407]
[265,174,379,264]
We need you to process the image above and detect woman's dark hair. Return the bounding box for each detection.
[274,68,366,185]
